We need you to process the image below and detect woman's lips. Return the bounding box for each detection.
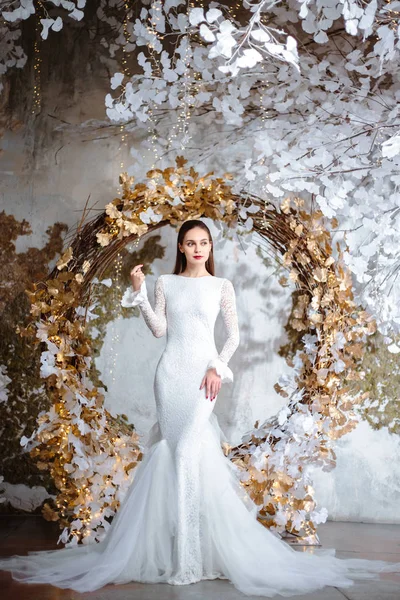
[194,256,202,259]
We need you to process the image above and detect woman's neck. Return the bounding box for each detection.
[180,267,210,278]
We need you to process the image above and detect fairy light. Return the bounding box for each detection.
[118,1,132,196]
[231,0,243,21]
[258,63,270,123]
[382,0,400,30]
[143,1,164,168]
[32,15,42,114]
[166,2,195,153]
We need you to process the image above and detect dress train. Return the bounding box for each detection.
[0,412,399,596]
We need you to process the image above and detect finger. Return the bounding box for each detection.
[212,383,220,400]
[199,376,205,390]
[131,264,143,274]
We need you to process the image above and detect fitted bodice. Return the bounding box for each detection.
[121,273,240,383]
[163,275,224,354]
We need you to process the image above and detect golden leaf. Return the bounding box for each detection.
[313,267,327,282]
[105,203,122,219]
[176,155,188,168]
[278,275,289,287]
[119,172,135,187]
[42,502,60,522]
[56,247,73,270]
[309,313,323,324]
[125,461,137,473]
[274,383,289,398]
[96,232,112,247]
[295,224,303,236]
[280,198,291,214]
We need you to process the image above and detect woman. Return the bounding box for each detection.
[0,219,399,596]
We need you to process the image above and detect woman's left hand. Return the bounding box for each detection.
[200,368,221,402]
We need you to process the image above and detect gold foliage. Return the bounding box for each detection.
[228,195,376,536]
[0,212,68,489]
[95,156,237,248]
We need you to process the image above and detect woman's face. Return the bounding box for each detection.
[179,227,212,266]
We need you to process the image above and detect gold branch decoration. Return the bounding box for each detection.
[23,159,373,546]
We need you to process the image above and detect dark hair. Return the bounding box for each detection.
[172,220,215,276]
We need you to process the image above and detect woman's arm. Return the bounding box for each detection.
[206,278,240,382]
[121,275,167,338]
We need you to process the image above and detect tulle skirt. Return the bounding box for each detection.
[0,413,399,596]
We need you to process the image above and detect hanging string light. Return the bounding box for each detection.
[166,1,195,153]
[144,1,164,168]
[32,13,42,115]
[117,0,132,196]
[111,3,132,390]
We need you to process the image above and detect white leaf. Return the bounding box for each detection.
[299,1,309,18]
[100,278,112,287]
[52,16,63,32]
[163,68,178,82]
[314,30,329,44]
[358,0,377,30]
[69,8,85,21]
[219,20,237,35]
[264,42,284,56]
[237,48,263,68]
[110,72,124,90]
[206,8,222,23]
[382,133,400,158]
[189,7,205,26]
[105,93,114,108]
[40,19,54,41]
[286,35,298,54]
[250,29,271,43]
[200,23,216,42]
[345,19,359,35]
[388,343,400,354]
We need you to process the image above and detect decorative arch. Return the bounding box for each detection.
[25,158,373,546]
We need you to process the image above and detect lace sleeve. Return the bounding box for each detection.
[206,278,240,383]
[121,275,167,338]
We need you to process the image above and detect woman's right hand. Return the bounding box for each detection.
[130,264,145,292]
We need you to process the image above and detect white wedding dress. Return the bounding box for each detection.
[0,273,399,596]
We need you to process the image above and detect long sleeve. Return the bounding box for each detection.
[206,278,240,383]
[121,275,167,338]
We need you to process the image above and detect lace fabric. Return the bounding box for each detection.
[206,278,239,382]
[121,275,239,381]
[121,276,167,338]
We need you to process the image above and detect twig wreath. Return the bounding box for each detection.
[23,157,374,547]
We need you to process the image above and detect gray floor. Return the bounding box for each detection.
[0,517,399,599]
